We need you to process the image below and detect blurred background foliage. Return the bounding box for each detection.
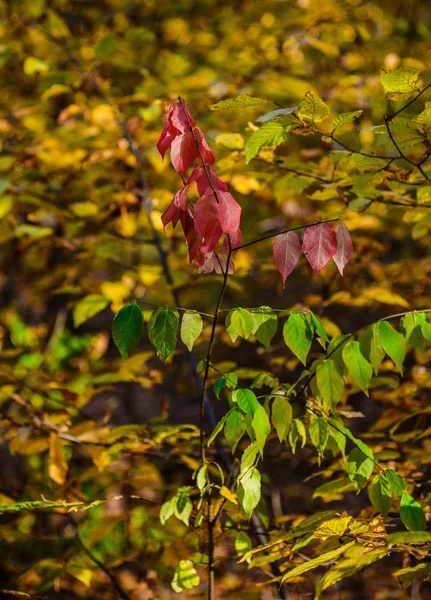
[0,0,431,598]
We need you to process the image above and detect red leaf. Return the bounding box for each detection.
[218,191,241,234]
[180,210,205,267]
[170,131,198,174]
[333,221,353,275]
[156,103,178,158]
[222,228,242,253]
[194,194,223,253]
[303,223,337,275]
[171,100,196,133]
[194,127,215,165]
[273,231,301,285]
[188,165,227,196]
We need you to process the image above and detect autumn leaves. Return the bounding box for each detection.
[157,99,242,273]
[158,99,353,283]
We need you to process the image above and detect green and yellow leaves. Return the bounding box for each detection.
[400,492,426,532]
[245,121,297,163]
[148,307,179,362]
[112,302,143,359]
[379,321,406,374]
[271,396,292,443]
[225,410,246,452]
[347,448,374,491]
[209,95,269,111]
[74,294,110,328]
[368,472,392,517]
[342,340,372,395]
[160,487,193,526]
[171,560,200,593]
[316,360,344,410]
[332,110,363,130]
[281,541,355,583]
[238,466,261,518]
[315,548,390,599]
[180,311,203,351]
[381,67,422,101]
[283,312,313,365]
[297,91,330,124]
[250,307,277,348]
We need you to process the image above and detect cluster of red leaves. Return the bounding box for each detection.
[157,99,353,282]
[273,221,353,285]
[157,100,242,273]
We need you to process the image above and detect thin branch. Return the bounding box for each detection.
[68,514,133,600]
[253,157,332,183]
[383,115,431,181]
[235,218,340,250]
[138,300,214,318]
[388,82,431,120]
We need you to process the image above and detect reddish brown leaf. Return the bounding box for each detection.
[303,223,337,275]
[333,221,353,275]
[273,231,301,285]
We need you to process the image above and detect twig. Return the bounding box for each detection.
[388,82,431,120]
[383,115,430,181]
[235,218,340,250]
[68,514,133,600]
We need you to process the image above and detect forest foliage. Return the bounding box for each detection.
[1,1,431,599]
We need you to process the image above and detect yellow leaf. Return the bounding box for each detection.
[364,287,410,308]
[220,485,238,504]
[49,433,68,485]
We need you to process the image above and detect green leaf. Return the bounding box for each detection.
[160,496,176,525]
[74,294,109,328]
[225,409,246,452]
[381,67,421,101]
[228,308,254,340]
[342,340,372,396]
[238,466,261,518]
[281,541,355,582]
[250,307,278,348]
[401,312,427,351]
[112,302,143,360]
[289,419,306,453]
[213,377,226,399]
[232,388,259,415]
[328,418,374,460]
[379,321,406,374]
[235,530,252,555]
[252,404,271,456]
[272,396,292,443]
[240,442,259,474]
[256,107,298,124]
[180,311,203,351]
[387,531,431,544]
[332,110,363,130]
[358,323,385,375]
[309,311,329,344]
[368,472,392,517]
[400,492,426,532]
[417,185,431,205]
[171,560,200,593]
[315,548,389,599]
[383,469,407,498]
[297,91,330,124]
[283,312,313,365]
[148,307,179,362]
[309,417,329,457]
[208,408,234,446]
[327,334,350,376]
[245,121,296,163]
[316,360,344,411]
[347,447,374,490]
[209,95,269,111]
[394,563,431,588]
